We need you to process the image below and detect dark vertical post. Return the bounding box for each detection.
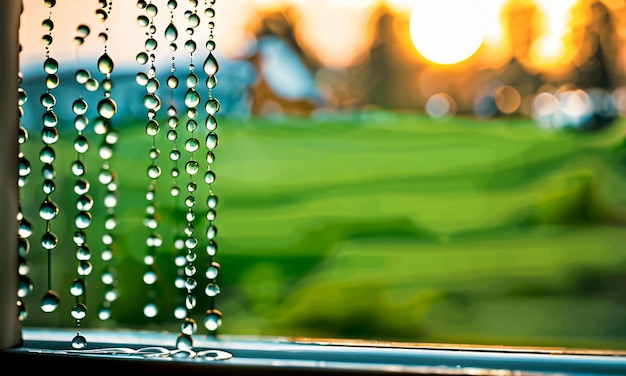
[0,0,23,350]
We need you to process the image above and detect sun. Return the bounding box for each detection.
[409,0,485,65]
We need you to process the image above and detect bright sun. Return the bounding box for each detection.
[409,0,485,65]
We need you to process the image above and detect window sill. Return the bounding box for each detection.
[1,328,626,375]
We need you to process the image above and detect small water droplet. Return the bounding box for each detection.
[71,160,86,176]
[184,88,200,108]
[145,38,158,52]
[205,115,217,131]
[41,231,58,250]
[95,8,108,20]
[146,77,160,93]
[136,52,149,65]
[97,97,117,119]
[74,178,90,195]
[77,24,90,37]
[184,39,196,53]
[85,77,100,91]
[144,302,158,318]
[40,92,56,108]
[77,260,93,276]
[42,18,54,31]
[42,110,58,127]
[146,3,158,17]
[72,98,88,115]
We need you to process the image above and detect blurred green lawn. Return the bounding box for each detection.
[18,112,626,350]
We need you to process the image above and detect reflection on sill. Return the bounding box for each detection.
[2,328,626,376]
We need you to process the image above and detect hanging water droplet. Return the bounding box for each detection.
[205,98,220,115]
[42,178,56,195]
[206,209,216,221]
[71,303,88,320]
[205,283,220,297]
[77,260,93,276]
[205,8,215,18]
[176,334,193,350]
[17,276,33,298]
[76,245,91,261]
[74,178,90,195]
[169,149,181,161]
[95,8,108,20]
[40,92,56,108]
[147,165,162,179]
[97,97,117,119]
[206,262,220,279]
[204,170,216,184]
[149,146,160,159]
[181,317,197,335]
[70,278,86,296]
[146,120,160,136]
[146,3,158,17]
[205,115,217,131]
[73,115,88,133]
[143,94,161,110]
[184,39,196,53]
[72,98,88,115]
[136,72,149,86]
[184,138,200,152]
[71,335,87,350]
[43,57,58,74]
[203,53,218,76]
[206,132,218,150]
[18,218,32,238]
[186,73,199,88]
[74,135,89,153]
[42,164,55,180]
[75,212,92,229]
[165,22,178,42]
[185,160,199,175]
[40,290,60,313]
[187,13,200,28]
[77,24,90,37]
[42,18,54,31]
[184,88,200,108]
[97,52,114,74]
[98,32,108,43]
[18,238,30,257]
[136,52,149,65]
[39,200,59,221]
[41,127,59,145]
[137,15,149,27]
[85,77,99,91]
[75,69,90,84]
[71,160,86,176]
[184,264,197,277]
[41,231,58,250]
[42,34,53,46]
[167,75,179,89]
[42,110,58,127]
[145,38,158,51]
[207,194,218,208]
[204,309,223,331]
[146,77,160,93]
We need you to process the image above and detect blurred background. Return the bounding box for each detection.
[16,0,626,351]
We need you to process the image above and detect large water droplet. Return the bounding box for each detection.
[74,115,88,132]
[77,24,90,37]
[43,57,58,74]
[205,283,220,297]
[204,309,222,331]
[41,127,59,144]
[75,69,90,84]
[146,120,160,136]
[72,98,88,115]
[42,110,58,128]
[176,333,193,350]
[147,165,162,179]
[97,52,114,74]
[205,98,220,115]
[184,88,200,108]
[165,22,178,42]
[203,52,218,76]
[206,262,220,279]
[74,135,89,153]
[206,132,218,150]
[41,290,60,313]
[97,97,117,119]
[40,92,56,108]
[75,211,92,229]
[181,317,197,335]
[41,231,58,250]
[39,200,59,220]
[71,303,88,320]
[70,278,86,296]
[71,335,87,349]
[184,138,200,152]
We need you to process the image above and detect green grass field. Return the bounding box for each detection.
[18,111,626,350]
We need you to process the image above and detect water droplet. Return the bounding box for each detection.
[165,22,178,42]
[71,335,87,350]
[43,57,58,74]
[204,170,215,184]
[18,218,32,238]
[145,38,158,51]
[143,94,161,110]
[185,160,199,175]
[93,116,109,134]
[184,138,200,153]
[40,290,60,313]
[42,110,58,127]
[75,211,92,229]
[42,18,54,31]
[204,309,223,331]
[74,115,88,132]
[71,303,88,320]
[39,200,59,220]
[42,178,56,195]
[205,283,220,297]
[146,3,158,17]
[77,24,90,37]
[71,160,86,176]
[136,52,149,65]
[41,127,59,144]
[147,165,162,179]
[176,333,193,350]
[137,15,149,27]
[144,302,158,318]
[206,262,220,279]
[146,120,160,136]
[181,317,197,335]
[184,88,200,108]
[184,39,196,53]
[206,209,216,221]
[185,292,197,307]
[17,276,33,298]
[74,178,90,195]
[18,238,30,257]
[202,53,218,77]
[207,194,218,209]
[170,149,181,161]
[98,32,108,43]
[186,119,198,132]
[205,98,220,115]
[146,77,160,93]
[70,278,86,296]
[77,260,93,276]
[18,88,28,105]
[167,75,178,89]
[136,71,149,86]
[75,69,90,84]
[97,97,117,119]
[206,132,218,150]
[205,8,215,18]
[95,8,108,20]
[205,115,217,131]
[40,92,56,108]
[97,52,114,74]
[42,34,53,46]
[72,98,88,115]
[85,77,99,91]
[42,164,55,179]
[41,231,58,250]
[74,135,89,153]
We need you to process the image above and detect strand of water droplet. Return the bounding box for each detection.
[175,0,203,351]
[202,0,223,337]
